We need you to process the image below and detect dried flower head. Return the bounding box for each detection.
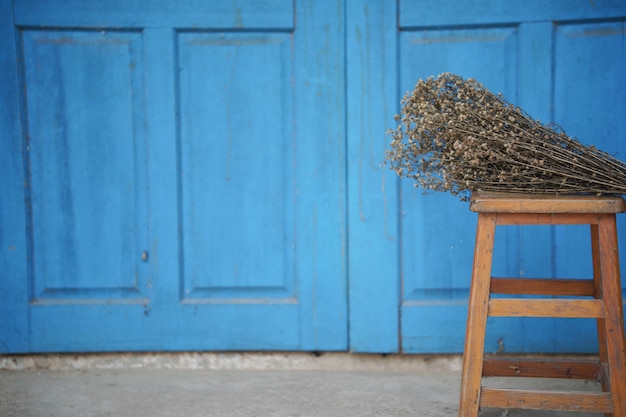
[386,73,626,201]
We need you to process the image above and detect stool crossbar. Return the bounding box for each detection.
[459,192,626,416]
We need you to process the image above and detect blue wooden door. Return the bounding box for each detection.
[3,0,626,354]
[397,1,626,353]
[348,0,626,353]
[1,0,347,352]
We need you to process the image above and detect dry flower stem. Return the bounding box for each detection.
[386,73,626,200]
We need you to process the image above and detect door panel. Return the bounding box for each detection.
[399,25,520,353]
[3,0,347,353]
[177,31,295,302]
[22,29,149,303]
[553,21,626,283]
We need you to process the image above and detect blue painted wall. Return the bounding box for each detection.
[2,0,626,353]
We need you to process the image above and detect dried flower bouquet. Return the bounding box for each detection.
[386,73,626,200]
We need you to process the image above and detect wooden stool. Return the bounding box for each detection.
[459,192,626,416]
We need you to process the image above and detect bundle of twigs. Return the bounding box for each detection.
[386,73,626,200]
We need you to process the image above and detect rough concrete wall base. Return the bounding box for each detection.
[0,352,464,372]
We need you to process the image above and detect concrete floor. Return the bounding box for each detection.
[0,353,606,417]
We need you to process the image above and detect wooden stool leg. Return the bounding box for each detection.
[459,213,497,417]
[591,224,613,417]
[597,214,626,417]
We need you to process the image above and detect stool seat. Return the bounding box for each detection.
[470,191,626,214]
[459,192,626,417]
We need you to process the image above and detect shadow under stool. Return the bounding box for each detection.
[459,192,626,416]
